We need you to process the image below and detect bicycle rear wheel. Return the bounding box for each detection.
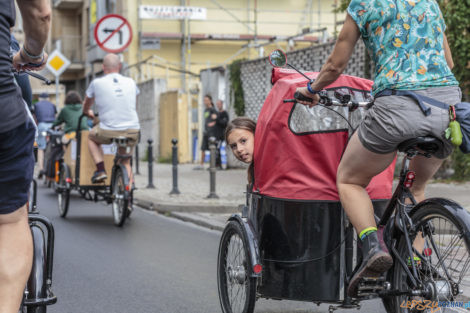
[391,202,470,313]
[56,163,69,218]
[111,167,129,227]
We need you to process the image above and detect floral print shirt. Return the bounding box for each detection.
[347,0,458,95]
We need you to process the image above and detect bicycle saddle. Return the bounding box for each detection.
[397,136,444,155]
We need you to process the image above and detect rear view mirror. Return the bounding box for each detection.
[269,49,287,68]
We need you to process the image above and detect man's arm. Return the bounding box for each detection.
[13,0,51,70]
[83,96,95,118]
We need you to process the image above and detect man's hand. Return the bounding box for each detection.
[207,121,216,127]
[85,109,95,119]
[295,87,320,107]
[12,49,48,71]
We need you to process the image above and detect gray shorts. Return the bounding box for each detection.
[357,86,462,159]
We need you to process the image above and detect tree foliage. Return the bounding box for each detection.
[228,59,246,116]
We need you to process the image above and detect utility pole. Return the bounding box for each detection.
[180,0,187,91]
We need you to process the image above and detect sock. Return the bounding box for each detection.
[359,227,377,241]
[96,161,105,173]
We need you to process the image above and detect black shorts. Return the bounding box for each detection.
[201,134,209,151]
[0,119,35,214]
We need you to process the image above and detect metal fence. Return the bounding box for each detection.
[241,40,369,120]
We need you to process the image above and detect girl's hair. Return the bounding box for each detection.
[65,90,82,105]
[225,117,256,142]
[225,117,256,184]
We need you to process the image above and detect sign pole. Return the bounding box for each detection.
[55,76,59,106]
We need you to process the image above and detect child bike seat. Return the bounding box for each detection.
[397,136,444,155]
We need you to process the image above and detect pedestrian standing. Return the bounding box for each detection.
[215,99,229,168]
[197,95,218,168]
[34,92,56,178]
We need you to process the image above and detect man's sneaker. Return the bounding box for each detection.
[91,171,107,183]
[347,231,393,297]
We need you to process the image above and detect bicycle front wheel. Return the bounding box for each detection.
[217,220,256,313]
[111,167,129,227]
[391,201,470,313]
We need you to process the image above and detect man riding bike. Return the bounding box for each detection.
[83,53,140,186]
[0,1,50,312]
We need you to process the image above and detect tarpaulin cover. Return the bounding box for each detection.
[253,68,395,201]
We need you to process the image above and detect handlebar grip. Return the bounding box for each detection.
[294,91,313,103]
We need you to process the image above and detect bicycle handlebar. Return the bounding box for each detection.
[287,90,374,110]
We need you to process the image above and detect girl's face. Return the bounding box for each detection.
[227,129,254,163]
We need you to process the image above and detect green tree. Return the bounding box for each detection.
[228,59,246,116]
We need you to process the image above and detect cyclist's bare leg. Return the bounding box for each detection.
[0,204,33,313]
[408,155,445,253]
[37,148,44,172]
[337,132,396,234]
[88,137,104,164]
[118,146,133,186]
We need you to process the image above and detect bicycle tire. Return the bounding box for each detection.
[56,163,70,218]
[217,220,256,313]
[111,166,128,227]
[390,201,470,313]
[26,224,47,313]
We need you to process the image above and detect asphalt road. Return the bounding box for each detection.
[35,181,386,313]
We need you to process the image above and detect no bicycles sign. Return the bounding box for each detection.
[94,14,133,53]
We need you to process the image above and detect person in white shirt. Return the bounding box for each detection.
[83,53,140,184]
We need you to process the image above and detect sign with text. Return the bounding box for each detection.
[140,37,161,50]
[139,5,207,20]
[94,14,133,53]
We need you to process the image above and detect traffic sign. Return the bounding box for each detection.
[94,14,133,53]
[46,49,71,77]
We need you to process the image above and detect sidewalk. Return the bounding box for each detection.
[133,161,470,231]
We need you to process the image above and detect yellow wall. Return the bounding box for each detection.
[119,0,344,89]
[159,91,191,163]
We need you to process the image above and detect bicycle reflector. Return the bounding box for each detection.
[253,264,262,274]
[125,185,130,191]
[403,171,416,189]
[65,178,72,183]
[424,248,432,256]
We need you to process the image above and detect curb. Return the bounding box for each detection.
[134,198,226,232]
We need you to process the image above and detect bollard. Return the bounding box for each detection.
[135,143,140,175]
[169,138,180,195]
[146,139,155,189]
[206,136,219,199]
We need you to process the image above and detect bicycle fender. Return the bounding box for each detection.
[113,164,130,199]
[411,198,470,246]
[228,213,262,278]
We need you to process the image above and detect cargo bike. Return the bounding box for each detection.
[54,114,134,226]
[216,50,470,313]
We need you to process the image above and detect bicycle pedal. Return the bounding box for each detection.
[357,277,386,297]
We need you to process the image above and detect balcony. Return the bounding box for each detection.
[53,35,85,76]
[53,0,83,10]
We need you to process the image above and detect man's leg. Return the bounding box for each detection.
[37,149,44,172]
[0,205,33,313]
[88,137,104,164]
